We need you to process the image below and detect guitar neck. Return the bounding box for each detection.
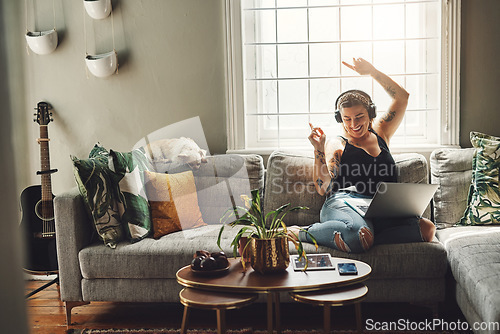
[39,125,53,202]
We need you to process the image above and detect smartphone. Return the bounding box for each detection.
[338,262,358,275]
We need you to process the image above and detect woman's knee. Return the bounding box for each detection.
[419,218,436,242]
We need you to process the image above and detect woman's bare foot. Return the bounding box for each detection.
[287,225,301,242]
[419,218,436,242]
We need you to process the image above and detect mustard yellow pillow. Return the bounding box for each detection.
[144,170,206,238]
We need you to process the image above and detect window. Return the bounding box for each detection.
[225,0,461,153]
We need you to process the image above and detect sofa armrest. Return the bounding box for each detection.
[54,187,93,302]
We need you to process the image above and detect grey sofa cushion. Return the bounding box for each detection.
[263,151,431,226]
[297,239,447,280]
[431,148,476,227]
[80,223,447,281]
[437,226,500,327]
[193,154,264,224]
[79,224,241,279]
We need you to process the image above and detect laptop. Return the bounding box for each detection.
[343,182,438,218]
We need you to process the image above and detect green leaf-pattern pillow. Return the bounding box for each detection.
[109,147,154,242]
[72,143,124,248]
[459,131,500,225]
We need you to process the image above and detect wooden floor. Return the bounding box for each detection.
[26,280,469,334]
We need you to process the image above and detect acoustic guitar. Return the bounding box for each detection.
[20,102,58,273]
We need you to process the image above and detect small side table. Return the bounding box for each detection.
[179,287,258,334]
[290,283,368,334]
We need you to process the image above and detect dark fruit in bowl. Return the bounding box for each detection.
[215,255,229,269]
[200,256,217,271]
[195,250,210,259]
[191,256,204,270]
[211,251,226,259]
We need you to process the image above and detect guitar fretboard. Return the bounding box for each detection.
[39,125,53,203]
[38,125,55,237]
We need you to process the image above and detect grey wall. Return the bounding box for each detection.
[460,0,500,147]
[17,0,227,195]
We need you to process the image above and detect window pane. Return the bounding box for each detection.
[373,5,405,40]
[340,42,372,75]
[373,40,405,74]
[406,2,440,39]
[278,115,310,139]
[340,77,372,95]
[340,0,371,5]
[277,0,307,8]
[405,74,440,110]
[309,114,339,138]
[246,115,278,143]
[245,45,277,79]
[310,79,340,113]
[278,44,308,78]
[372,0,401,3]
[278,80,309,114]
[406,39,440,74]
[242,0,276,9]
[341,6,372,41]
[277,9,308,42]
[309,0,339,6]
[310,43,340,77]
[309,7,339,42]
[238,0,444,149]
[243,10,276,44]
[245,80,278,115]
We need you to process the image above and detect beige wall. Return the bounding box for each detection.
[16,0,227,195]
[460,0,500,147]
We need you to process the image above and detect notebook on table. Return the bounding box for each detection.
[343,182,438,218]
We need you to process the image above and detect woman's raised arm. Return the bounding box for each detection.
[342,58,409,144]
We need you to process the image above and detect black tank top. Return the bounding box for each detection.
[330,129,397,196]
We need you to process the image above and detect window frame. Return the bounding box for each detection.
[224,0,461,154]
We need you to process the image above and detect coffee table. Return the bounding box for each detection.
[176,257,371,333]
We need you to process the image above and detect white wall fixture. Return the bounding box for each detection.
[82,0,118,78]
[25,0,58,55]
[83,0,112,20]
[25,29,58,55]
[85,50,118,78]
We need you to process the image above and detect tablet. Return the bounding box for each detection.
[291,253,335,271]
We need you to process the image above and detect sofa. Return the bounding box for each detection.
[55,151,449,326]
[431,148,500,334]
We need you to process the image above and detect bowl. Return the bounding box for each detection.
[25,29,58,55]
[85,51,118,78]
[83,0,112,20]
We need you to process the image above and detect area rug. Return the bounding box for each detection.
[70,328,467,334]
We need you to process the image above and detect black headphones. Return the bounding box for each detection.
[334,90,376,123]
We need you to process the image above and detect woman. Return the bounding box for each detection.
[289,58,436,253]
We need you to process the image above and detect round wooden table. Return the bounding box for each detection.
[176,257,371,333]
[290,283,368,333]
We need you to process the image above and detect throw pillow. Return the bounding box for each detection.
[72,143,124,248]
[459,131,500,225]
[109,147,154,242]
[144,170,206,238]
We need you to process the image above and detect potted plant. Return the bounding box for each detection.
[217,189,317,273]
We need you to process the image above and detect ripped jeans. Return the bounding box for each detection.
[299,192,424,253]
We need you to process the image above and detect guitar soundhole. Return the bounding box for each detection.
[34,200,56,239]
